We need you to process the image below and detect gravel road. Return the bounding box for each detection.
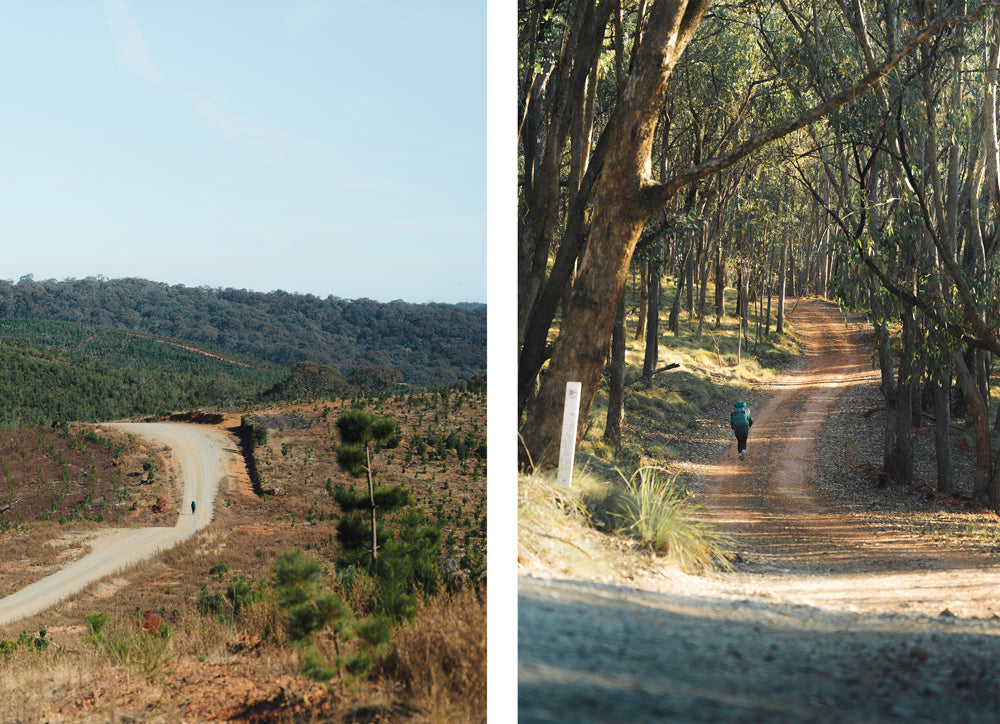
[519,575,1000,723]
[0,422,235,626]
[519,299,1000,722]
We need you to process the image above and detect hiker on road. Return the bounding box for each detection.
[730,401,753,460]
[191,500,196,515]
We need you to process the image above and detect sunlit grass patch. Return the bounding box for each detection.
[518,464,732,575]
[518,468,619,579]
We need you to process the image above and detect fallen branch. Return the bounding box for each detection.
[627,362,681,389]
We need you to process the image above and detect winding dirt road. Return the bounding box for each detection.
[519,299,1000,723]
[699,300,1000,616]
[0,423,236,627]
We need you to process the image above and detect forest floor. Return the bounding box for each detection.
[519,298,1000,723]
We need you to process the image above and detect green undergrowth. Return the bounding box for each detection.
[582,286,799,468]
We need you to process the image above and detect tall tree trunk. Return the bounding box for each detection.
[873,312,897,484]
[777,236,787,334]
[714,240,726,326]
[954,350,993,506]
[976,348,989,410]
[365,442,377,564]
[604,294,627,445]
[696,233,711,336]
[739,268,750,341]
[643,258,661,386]
[933,370,954,495]
[635,259,648,342]
[891,306,916,487]
[764,245,774,336]
[685,234,696,319]
[668,236,692,334]
[910,344,925,431]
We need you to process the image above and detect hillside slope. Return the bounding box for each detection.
[0,277,486,384]
[0,389,486,722]
[0,321,286,425]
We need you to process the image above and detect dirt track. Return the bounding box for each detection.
[0,423,235,626]
[519,299,1000,722]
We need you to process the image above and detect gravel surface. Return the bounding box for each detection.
[519,299,1000,722]
[0,423,234,627]
[519,576,1000,724]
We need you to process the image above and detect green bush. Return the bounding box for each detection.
[82,611,172,681]
[0,629,50,657]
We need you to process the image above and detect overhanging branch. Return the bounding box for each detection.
[637,1,994,213]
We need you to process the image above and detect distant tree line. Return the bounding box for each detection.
[0,277,486,385]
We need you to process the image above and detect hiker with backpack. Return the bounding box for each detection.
[730,401,753,460]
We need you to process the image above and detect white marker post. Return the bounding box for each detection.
[557,381,582,487]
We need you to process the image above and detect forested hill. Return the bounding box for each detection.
[0,278,486,384]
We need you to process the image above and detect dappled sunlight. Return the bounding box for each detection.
[696,299,996,586]
[766,363,870,390]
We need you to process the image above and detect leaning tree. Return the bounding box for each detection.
[518,0,984,469]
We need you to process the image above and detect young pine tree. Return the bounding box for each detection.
[333,409,403,564]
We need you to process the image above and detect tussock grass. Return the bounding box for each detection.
[518,464,732,577]
[611,467,733,572]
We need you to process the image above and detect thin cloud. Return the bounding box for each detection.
[103,0,164,86]
[191,93,339,165]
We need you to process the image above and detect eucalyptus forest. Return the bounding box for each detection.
[518,0,1000,511]
[0,278,485,426]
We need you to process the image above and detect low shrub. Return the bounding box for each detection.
[0,629,51,656]
[83,610,172,681]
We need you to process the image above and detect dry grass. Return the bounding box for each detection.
[382,586,487,723]
[0,389,486,721]
[518,469,632,580]
[0,646,107,722]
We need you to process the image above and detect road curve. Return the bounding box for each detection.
[0,422,235,627]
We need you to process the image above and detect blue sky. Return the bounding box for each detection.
[0,0,485,304]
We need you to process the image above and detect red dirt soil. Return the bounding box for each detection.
[699,298,1000,616]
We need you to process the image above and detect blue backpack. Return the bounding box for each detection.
[731,402,749,429]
